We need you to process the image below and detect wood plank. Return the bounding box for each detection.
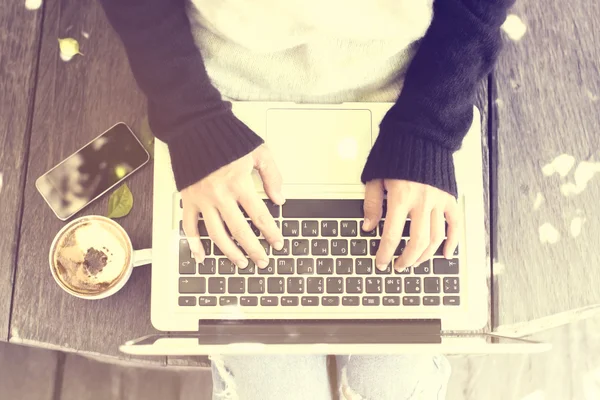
[0,0,44,341]
[0,341,59,400]
[59,354,122,400]
[493,1,600,327]
[10,0,160,363]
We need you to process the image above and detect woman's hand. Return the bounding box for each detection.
[181,145,284,270]
[363,179,461,271]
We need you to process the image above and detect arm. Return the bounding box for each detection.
[98,0,264,191]
[361,0,515,197]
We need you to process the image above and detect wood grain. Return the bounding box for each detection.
[493,1,600,327]
[10,0,160,363]
[0,0,44,341]
[0,341,59,400]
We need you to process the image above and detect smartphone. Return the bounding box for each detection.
[36,122,150,220]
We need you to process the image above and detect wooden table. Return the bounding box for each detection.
[1,0,598,365]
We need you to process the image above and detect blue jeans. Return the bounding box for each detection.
[210,354,451,400]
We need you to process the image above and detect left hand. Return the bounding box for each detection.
[362,179,461,271]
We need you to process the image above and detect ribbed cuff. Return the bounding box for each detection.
[166,111,264,191]
[361,129,458,198]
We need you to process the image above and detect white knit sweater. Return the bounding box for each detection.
[186,0,434,103]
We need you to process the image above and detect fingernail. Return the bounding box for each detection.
[257,259,269,269]
[275,193,286,205]
[363,219,372,231]
[236,259,248,269]
[274,241,284,251]
[193,253,204,264]
[376,263,387,271]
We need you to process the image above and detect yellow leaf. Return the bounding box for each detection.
[107,183,134,219]
[58,38,83,61]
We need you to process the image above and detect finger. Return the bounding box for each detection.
[395,205,431,269]
[182,201,205,263]
[414,208,445,265]
[239,188,284,259]
[203,206,248,268]
[362,180,384,232]
[219,199,268,268]
[444,198,461,259]
[375,191,409,270]
[255,148,285,205]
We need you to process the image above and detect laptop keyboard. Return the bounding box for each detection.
[177,199,460,309]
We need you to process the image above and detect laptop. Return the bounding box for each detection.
[120,102,550,355]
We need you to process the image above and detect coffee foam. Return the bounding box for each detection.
[53,219,129,295]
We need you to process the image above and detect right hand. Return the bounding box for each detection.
[181,145,285,270]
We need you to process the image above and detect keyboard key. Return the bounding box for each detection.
[316,259,334,274]
[240,296,258,306]
[302,221,319,236]
[362,296,380,306]
[443,277,460,293]
[267,277,285,293]
[366,278,382,293]
[355,258,373,274]
[342,296,360,306]
[233,239,247,256]
[248,277,265,294]
[287,277,304,293]
[259,239,270,255]
[281,296,299,306]
[201,239,211,255]
[433,258,459,275]
[283,200,363,218]
[214,244,224,256]
[311,239,329,256]
[331,239,348,255]
[272,239,290,256]
[413,261,431,275]
[394,240,407,256]
[376,263,392,275]
[238,260,256,275]
[326,277,344,293]
[424,296,441,306]
[350,240,367,256]
[379,220,411,237]
[385,277,402,293]
[220,296,238,306]
[258,259,275,274]
[302,296,319,306]
[383,296,400,306]
[292,239,310,255]
[277,258,294,274]
[218,259,236,274]
[307,277,324,293]
[179,239,195,274]
[443,296,460,306]
[179,277,206,293]
[340,221,358,237]
[346,277,363,293]
[435,241,459,256]
[403,296,420,306]
[424,277,441,293]
[199,296,217,306]
[248,221,261,236]
[395,266,411,275]
[297,258,315,274]
[321,221,339,237]
[263,199,280,217]
[282,221,300,237]
[336,258,353,274]
[369,239,380,256]
[360,226,377,237]
[178,296,196,306]
[261,296,278,306]
[208,277,225,294]
[228,277,245,294]
[404,277,421,293]
[197,221,210,236]
[322,296,340,306]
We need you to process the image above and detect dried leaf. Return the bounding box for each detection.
[58,37,83,61]
[107,183,133,219]
[139,116,155,159]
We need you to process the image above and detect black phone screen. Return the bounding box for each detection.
[36,123,150,220]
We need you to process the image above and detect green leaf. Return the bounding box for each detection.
[139,116,155,159]
[107,183,134,219]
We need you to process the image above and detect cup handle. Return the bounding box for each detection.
[132,248,153,268]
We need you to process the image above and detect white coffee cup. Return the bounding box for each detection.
[48,215,152,300]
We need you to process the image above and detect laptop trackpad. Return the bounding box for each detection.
[266,109,372,185]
